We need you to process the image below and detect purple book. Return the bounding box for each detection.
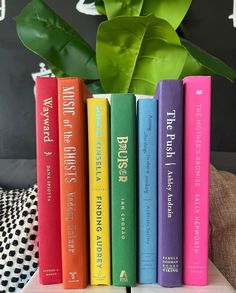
[156,80,183,287]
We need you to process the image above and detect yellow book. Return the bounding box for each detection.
[87,98,111,285]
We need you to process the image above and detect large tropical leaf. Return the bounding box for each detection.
[95,0,106,15]
[97,15,188,95]
[142,0,192,30]
[15,0,98,80]
[103,0,192,29]
[179,53,212,79]
[181,38,236,81]
[86,80,105,94]
[50,64,69,78]
[103,0,143,19]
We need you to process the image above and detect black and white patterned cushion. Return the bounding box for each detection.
[0,185,39,293]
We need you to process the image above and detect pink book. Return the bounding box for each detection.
[36,77,62,284]
[183,76,211,286]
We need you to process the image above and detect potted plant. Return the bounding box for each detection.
[15,0,236,95]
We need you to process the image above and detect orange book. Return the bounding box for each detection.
[58,78,92,289]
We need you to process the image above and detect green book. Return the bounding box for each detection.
[110,93,137,286]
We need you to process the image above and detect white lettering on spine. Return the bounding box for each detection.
[62,86,77,183]
[41,97,53,143]
[165,110,177,218]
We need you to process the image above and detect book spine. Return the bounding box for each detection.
[183,76,211,286]
[35,77,62,285]
[157,80,183,287]
[111,94,137,286]
[138,99,157,284]
[87,98,111,285]
[58,78,90,289]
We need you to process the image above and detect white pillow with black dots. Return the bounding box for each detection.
[0,185,38,293]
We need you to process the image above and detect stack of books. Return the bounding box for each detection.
[35,76,211,289]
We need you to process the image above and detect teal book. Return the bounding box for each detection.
[111,93,137,286]
[138,99,157,284]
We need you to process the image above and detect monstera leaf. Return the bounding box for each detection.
[102,0,192,29]
[15,0,98,80]
[97,15,187,95]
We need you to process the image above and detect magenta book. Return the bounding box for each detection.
[183,76,211,286]
[35,77,62,284]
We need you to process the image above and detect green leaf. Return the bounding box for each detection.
[86,80,105,94]
[179,53,212,79]
[103,0,192,29]
[142,0,192,29]
[49,64,69,77]
[181,38,236,81]
[15,0,98,80]
[97,15,187,95]
[103,0,143,19]
[95,0,106,15]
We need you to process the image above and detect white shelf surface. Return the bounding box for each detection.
[22,272,126,293]
[22,261,235,293]
[132,261,235,293]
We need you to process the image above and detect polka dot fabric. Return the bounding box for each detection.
[0,185,39,293]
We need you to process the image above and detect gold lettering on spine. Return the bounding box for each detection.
[117,137,128,182]
[46,165,52,202]
[66,192,76,253]
[61,85,78,254]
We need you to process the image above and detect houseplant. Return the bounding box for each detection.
[15,0,236,95]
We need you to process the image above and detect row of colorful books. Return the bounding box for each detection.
[35,76,211,289]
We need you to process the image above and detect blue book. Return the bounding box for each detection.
[138,98,158,284]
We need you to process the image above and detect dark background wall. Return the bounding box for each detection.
[0,0,235,160]
[0,0,102,159]
[183,0,236,152]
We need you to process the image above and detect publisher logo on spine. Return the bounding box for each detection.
[120,270,128,282]
[195,90,203,95]
[69,271,79,282]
